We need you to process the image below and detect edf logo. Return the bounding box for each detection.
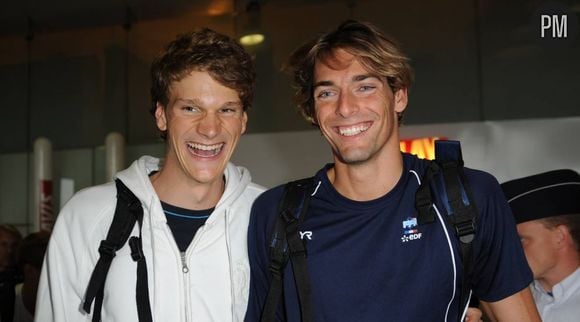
[541,14,567,38]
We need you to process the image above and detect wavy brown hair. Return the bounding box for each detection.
[150,28,256,137]
[285,20,413,125]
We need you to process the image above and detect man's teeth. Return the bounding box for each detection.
[188,143,223,151]
[186,143,224,156]
[338,125,369,136]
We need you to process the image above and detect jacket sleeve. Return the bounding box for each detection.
[35,215,85,321]
[245,187,285,322]
[35,192,107,322]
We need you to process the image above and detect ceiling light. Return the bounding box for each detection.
[238,1,265,46]
[240,33,264,46]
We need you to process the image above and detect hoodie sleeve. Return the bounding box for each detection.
[245,186,286,322]
[35,188,113,322]
[36,210,85,321]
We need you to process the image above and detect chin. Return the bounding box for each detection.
[187,167,224,184]
[336,149,373,164]
[191,176,221,185]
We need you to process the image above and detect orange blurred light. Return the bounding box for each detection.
[399,137,446,160]
[207,0,232,16]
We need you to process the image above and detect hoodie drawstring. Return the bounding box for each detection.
[224,209,237,321]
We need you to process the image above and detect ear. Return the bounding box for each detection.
[155,102,167,131]
[241,111,248,135]
[554,224,572,249]
[310,106,320,126]
[393,88,408,113]
[311,115,319,126]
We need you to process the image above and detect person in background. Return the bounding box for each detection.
[0,224,23,322]
[501,169,580,321]
[245,20,539,322]
[36,28,264,322]
[13,231,50,322]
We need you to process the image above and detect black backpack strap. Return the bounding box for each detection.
[285,185,314,322]
[260,218,287,322]
[261,178,315,322]
[435,141,477,243]
[415,161,441,225]
[129,224,153,322]
[434,140,478,321]
[83,179,152,322]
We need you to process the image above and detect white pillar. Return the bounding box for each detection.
[105,132,126,182]
[33,137,54,232]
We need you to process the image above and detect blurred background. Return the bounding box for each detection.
[0,0,579,233]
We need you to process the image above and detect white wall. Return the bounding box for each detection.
[233,116,580,187]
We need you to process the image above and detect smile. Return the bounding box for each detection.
[186,142,224,157]
[337,122,371,137]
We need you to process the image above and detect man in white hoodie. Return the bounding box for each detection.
[35,28,264,322]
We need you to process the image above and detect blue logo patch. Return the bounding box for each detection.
[401,216,422,243]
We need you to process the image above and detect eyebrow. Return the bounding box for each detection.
[313,74,381,88]
[175,98,242,107]
[353,74,380,82]
[175,98,201,105]
[222,101,243,107]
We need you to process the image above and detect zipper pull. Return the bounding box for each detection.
[180,252,189,273]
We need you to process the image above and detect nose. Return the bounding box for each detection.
[336,92,358,118]
[197,112,220,138]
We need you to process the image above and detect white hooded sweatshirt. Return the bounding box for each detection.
[35,156,265,322]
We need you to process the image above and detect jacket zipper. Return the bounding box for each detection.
[161,223,193,322]
[180,251,190,322]
[183,225,206,322]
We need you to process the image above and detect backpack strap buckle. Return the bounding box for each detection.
[129,237,144,262]
[98,240,116,257]
[455,220,475,244]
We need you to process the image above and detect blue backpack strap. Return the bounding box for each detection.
[262,177,315,322]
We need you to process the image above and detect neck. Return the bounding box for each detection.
[151,168,224,210]
[329,148,403,201]
[537,253,580,292]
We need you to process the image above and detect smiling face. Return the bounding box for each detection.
[155,70,247,186]
[312,49,407,166]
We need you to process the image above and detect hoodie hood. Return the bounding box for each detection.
[114,156,161,206]
[114,155,253,222]
[217,161,252,208]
